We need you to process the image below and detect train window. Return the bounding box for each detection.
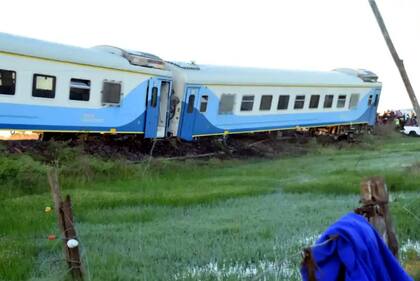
[102,81,122,105]
[260,95,273,111]
[0,69,16,95]
[187,94,195,113]
[240,95,254,111]
[219,94,235,114]
[151,87,158,107]
[294,95,305,109]
[277,95,289,110]
[349,94,359,109]
[32,74,56,98]
[323,95,334,108]
[69,78,90,101]
[309,95,320,109]
[374,94,379,106]
[337,95,347,108]
[200,95,208,112]
[368,95,373,106]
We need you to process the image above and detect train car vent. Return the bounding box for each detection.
[125,53,165,69]
[334,68,379,83]
[93,45,165,70]
[102,80,122,106]
[166,61,200,70]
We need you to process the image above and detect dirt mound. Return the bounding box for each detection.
[2,132,315,162]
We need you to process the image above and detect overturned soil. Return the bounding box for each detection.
[1,132,332,162]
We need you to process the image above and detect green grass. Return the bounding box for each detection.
[1,133,420,280]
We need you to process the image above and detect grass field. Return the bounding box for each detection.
[1,130,420,280]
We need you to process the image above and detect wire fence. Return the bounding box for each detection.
[37,187,418,281]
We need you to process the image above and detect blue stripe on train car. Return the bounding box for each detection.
[0,79,150,133]
[179,87,380,141]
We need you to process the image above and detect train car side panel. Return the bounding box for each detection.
[177,84,381,140]
[0,52,165,134]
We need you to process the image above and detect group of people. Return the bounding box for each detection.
[377,110,417,129]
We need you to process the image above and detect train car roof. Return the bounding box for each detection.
[167,62,381,87]
[0,32,171,76]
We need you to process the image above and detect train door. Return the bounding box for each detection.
[372,89,381,124]
[367,88,380,125]
[144,78,172,138]
[179,87,200,141]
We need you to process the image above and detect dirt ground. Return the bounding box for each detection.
[2,132,321,161]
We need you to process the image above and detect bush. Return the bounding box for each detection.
[0,155,47,198]
[0,146,138,198]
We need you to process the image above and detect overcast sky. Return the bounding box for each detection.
[1,0,419,111]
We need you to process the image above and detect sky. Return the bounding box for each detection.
[1,0,419,111]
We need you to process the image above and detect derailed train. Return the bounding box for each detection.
[0,32,381,141]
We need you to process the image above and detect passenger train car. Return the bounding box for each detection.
[0,32,382,141]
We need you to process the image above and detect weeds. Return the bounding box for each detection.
[0,134,419,280]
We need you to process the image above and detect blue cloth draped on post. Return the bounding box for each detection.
[301,213,413,281]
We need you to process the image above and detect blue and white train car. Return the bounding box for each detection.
[0,32,382,142]
[0,33,174,139]
[169,63,381,141]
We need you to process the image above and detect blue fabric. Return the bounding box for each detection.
[301,213,413,281]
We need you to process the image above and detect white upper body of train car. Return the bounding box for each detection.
[0,32,174,138]
[0,32,382,141]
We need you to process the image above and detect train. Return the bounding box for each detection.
[0,32,382,141]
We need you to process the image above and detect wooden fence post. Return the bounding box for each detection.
[356,176,399,258]
[48,168,84,280]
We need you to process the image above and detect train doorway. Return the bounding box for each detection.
[144,78,172,138]
[179,87,200,140]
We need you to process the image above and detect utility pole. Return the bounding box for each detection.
[368,0,420,119]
